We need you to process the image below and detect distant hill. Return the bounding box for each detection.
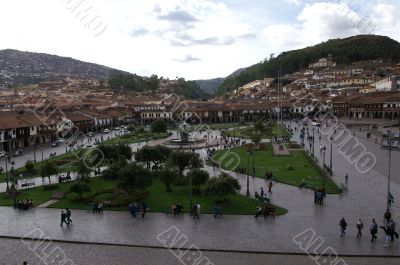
[195,67,249,95]
[0,49,126,87]
[195,78,224,94]
[216,35,400,95]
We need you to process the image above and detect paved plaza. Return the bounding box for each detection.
[0,123,399,264]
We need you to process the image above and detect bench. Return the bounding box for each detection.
[257,196,270,204]
[21,182,35,189]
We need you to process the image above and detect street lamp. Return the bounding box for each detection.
[322,146,326,185]
[246,150,250,196]
[41,145,44,162]
[312,128,315,157]
[11,166,16,208]
[386,125,393,210]
[5,154,9,192]
[33,143,37,163]
[189,170,193,214]
[329,136,333,176]
[252,145,255,178]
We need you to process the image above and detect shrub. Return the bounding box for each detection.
[286,164,294,170]
[25,160,35,173]
[214,197,230,205]
[70,183,91,197]
[43,183,59,190]
[259,143,268,150]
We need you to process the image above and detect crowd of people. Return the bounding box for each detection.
[17,199,33,210]
[60,208,72,227]
[128,201,148,218]
[255,205,276,219]
[92,202,103,214]
[314,186,326,205]
[339,209,399,248]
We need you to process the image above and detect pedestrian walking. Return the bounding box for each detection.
[381,223,392,248]
[66,208,72,224]
[370,219,378,242]
[384,209,392,223]
[268,181,273,193]
[260,187,264,198]
[60,211,69,227]
[141,202,147,218]
[193,202,200,219]
[339,217,347,237]
[356,218,363,238]
[345,173,349,184]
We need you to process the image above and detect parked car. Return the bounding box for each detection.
[52,141,60,147]
[56,138,65,143]
[14,149,24,157]
[0,151,5,158]
[114,127,120,130]
[86,132,94,137]
[103,129,110,134]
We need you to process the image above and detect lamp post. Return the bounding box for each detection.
[386,125,393,210]
[41,145,44,162]
[33,143,37,163]
[252,144,255,178]
[312,128,315,157]
[11,166,16,208]
[189,169,193,214]
[5,154,9,192]
[246,150,250,196]
[329,136,333,176]
[322,146,326,186]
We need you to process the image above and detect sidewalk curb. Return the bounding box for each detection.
[8,235,400,258]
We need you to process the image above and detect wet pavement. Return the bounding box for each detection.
[0,124,399,260]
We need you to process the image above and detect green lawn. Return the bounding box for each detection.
[102,131,167,145]
[0,176,287,215]
[0,151,80,182]
[211,145,341,194]
[223,124,290,139]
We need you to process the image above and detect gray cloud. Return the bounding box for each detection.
[130,28,149,37]
[157,11,199,23]
[173,54,201,63]
[239,33,257,39]
[170,33,236,47]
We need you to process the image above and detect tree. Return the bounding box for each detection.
[74,159,93,182]
[70,183,91,200]
[135,145,172,170]
[203,173,241,197]
[151,119,167,133]
[101,160,125,180]
[188,169,209,187]
[98,144,132,164]
[118,163,152,192]
[168,151,203,184]
[254,119,265,131]
[24,160,36,175]
[39,161,58,183]
[118,144,133,161]
[159,169,177,192]
[144,74,159,93]
[251,133,262,149]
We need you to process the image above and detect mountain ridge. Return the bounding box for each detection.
[216,35,400,95]
[0,49,127,88]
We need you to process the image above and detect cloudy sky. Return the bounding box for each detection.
[0,0,399,79]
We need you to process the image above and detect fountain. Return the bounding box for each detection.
[163,121,209,149]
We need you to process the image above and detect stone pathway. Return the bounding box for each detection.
[37,199,59,208]
[0,125,398,257]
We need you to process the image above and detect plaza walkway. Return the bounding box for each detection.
[0,124,399,261]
